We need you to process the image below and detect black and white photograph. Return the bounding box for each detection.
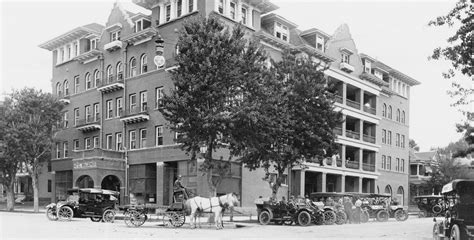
[0,0,472,239]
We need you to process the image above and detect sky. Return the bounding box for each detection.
[0,0,469,151]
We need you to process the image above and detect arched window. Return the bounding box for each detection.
[116,62,123,80]
[85,72,91,90]
[106,65,113,83]
[56,82,62,96]
[94,70,100,88]
[129,57,137,77]
[382,104,387,117]
[397,186,404,205]
[140,54,148,74]
[402,111,406,124]
[384,185,392,196]
[396,109,400,122]
[388,106,392,119]
[63,80,69,96]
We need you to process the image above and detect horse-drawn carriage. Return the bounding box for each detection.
[255,197,320,226]
[414,195,444,218]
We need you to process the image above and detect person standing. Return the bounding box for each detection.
[354,197,362,224]
[343,197,353,224]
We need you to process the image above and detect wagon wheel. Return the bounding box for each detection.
[124,209,134,227]
[418,210,427,218]
[376,210,389,222]
[125,209,146,227]
[323,210,336,225]
[46,208,58,221]
[394,209,408,221]
[170,212,186,228]
[297,211,311,226]
[102,209,116,223]
[360,210,370,223]
[258,211,271,225]
[335,211,347,225]
[162,212,173,227]
[90,217,102,222]
[58,206,74,221]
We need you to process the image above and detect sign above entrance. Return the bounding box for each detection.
[74,161,97,169]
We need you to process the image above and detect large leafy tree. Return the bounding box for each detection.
[160,16,268,197]
[409,139,420,151]
[2,88,63,212]
[236,49,342,199]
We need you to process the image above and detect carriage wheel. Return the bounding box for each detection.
[376,210,389,222]
[360,210,370,223]
[162,212,173,227]
[323,210,336,225]
[258,211,271,225]
[394,209,408,221]
[58,206,73,221]
[124,210,133,227]
[297,211,311,226]
[102,209,116,223]
[125,209,146,227]
[46,208,58,221]
[335,211,347,225]
[170,212,186,228]
[90,217,102,222]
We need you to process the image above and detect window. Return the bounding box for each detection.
[155,87,164,109]
[73,139,79,151]
[85,105,92,123]
[106,134,113,150]
[110,30,121,41]
[85,73,92,90]
[241,7,247,25]
[129,58,137,77]
[177,0,183,17]
[401,111,406,124]
[395,158,400,171]
[155,125,163,146]
[165,4,171,21]
[387,131,392,145]
[116,97,123,117]
[388,106,392,119]
[55,143,61,159]
[134,18,151,32]
[381,155,386,169]
[129,94,137,113]
[115,132,122,150]
[56,82,62,96]
[382,104,387,117]
[74,76,80,94]
[93,103,99,122]
[59,48,64,63]
[85,138,91,150]
[47,179,52,193]
[175,123,184,142]
[74,108,79,126]
[364,60,372,73]
[401,135,405,148]
[63,80,69,96]
[106,100,113,119]
[387,156,392,170]
[140,54,148,74]
[396,109,400,122]
[73,42,78,57]
[106,65,113,83]
[63,111,69,128]
[117,62,123,80]
[188,0,194,12]
[63,142,68,158]
[90,39,97,50]
[230,1,236,19]
[139,129,147,148]
[94,70,100,88]
[140,91,147,112]
[129,130,137,150]
[401,159,405,172]
[316,35,324,51]
[93,136,99,148]
[341,53,350,64]
[382,129,386,144]
[275,22,289,42]
[218,0,224,14]
[396,133,400,147]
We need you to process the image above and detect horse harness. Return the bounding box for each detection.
[194,195,229,213]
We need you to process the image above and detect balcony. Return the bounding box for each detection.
[334,94,343,104]
[97,75,124,93]
[346,161,359,169]
[71,148,124,160]
[346,99,361,110]
[333,127,343,136]
[122,28,157,46]
[363,105,376,115]
[345,130,360,140]
[74,49,101,64]
[104,40,123,52]
[120,106,149,124]
[75,117,101,132]
[57,91,70,104]
[362,163,376,172]
[363,134,376,144]
[339,62,355,73]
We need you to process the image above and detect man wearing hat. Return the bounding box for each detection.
[173,175,188,200]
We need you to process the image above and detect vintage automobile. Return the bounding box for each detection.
[414,195,445,218]
[432,179,474,240]
[310,192,348,225]
[46,188,119,222]
[255,197,316,226]
[353,193,392,222]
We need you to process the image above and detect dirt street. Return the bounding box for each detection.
[0,211,435,240]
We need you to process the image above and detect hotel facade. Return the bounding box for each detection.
[39,0,419,208]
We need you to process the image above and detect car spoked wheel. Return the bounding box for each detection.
[258,211,271,225]
[102,209,116,223]
[394,209,408,221]
[335,211,347,225]
[169,212,186,227]
[376,210,389,222]
[450,224,461,240]
[297,211,311,226]
[58,206,73,221]
[323,211,336,225]
[46,208,58,221]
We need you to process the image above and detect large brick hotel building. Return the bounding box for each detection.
[39,0,419,208]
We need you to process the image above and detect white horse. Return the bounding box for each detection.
[185,193,239,229]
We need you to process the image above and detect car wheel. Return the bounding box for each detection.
[450,224,461,240]
[432,223,441,240]
[46,208,58,221]
[323,210,336,225]
[297,211,311,226]
[58,206,73,221]
[335,211,347,225]
[258,211,271,225]
[376,210,389,222]
[90,217,102,222]
[394,209,408,221]
[102,209,116,223]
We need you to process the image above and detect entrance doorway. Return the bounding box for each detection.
[76,175,94,188]
[101,175,121,192]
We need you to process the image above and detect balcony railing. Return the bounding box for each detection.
[362,163,376,172]
[363,105,376,115]
[334,95,343,104]
[97,75,124,93]
[71,148,124,160]
[346,161,359,169]
[346,99,361,110]
[345,130,360,140]
[363,134,376,144]
[333,127,343,136]
[120,105,149,124]
[75,117,101,132]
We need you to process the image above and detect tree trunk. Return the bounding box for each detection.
[206,168,217,197]
[6,183,15,211]
[32,174,39,212]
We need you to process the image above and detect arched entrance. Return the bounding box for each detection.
[76,175,94,188]
[384,185,392,196]
[397,186,404,206]
[101,175,121,192]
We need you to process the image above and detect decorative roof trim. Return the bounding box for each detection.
[339,47,354,55]
[261,13,298,29]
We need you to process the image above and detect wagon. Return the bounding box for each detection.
[413,195,444,218]
[255,198,316,226]
[309,192,348,225]
[45,188,119,222]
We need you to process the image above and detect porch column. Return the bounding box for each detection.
[417,164,420,176]
[321,172,327,193]
[359,177,363,193]
[299,170,305,197]
[156,162,164,205]
[341,145,346,168]
[341,175,345,192]
[342,82,347,105]
[360,119,364,141]
[159,3,165,24]
[342,115,347,137]
[51,172,56,202]
[359,149,364,171]
[248,6,254,27]
[360,89,365,111]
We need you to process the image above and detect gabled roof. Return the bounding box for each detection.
[300,27,331,39]
[39,23,104,51]
[415,151,437,161]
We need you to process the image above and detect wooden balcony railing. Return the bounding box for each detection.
[346,130,360,140]
[362,163,376,172]
[346,161,360,169]
[363,134,376,144]
[346,99,361,110]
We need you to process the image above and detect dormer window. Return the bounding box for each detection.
[135,18,151,33]
[364,60,372,73]
[177,0,183,17]
[90,39,97,50]
[341,53,350,64]
[316,35,324,51]
[111,31,121,41]
[275,22,289,42]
